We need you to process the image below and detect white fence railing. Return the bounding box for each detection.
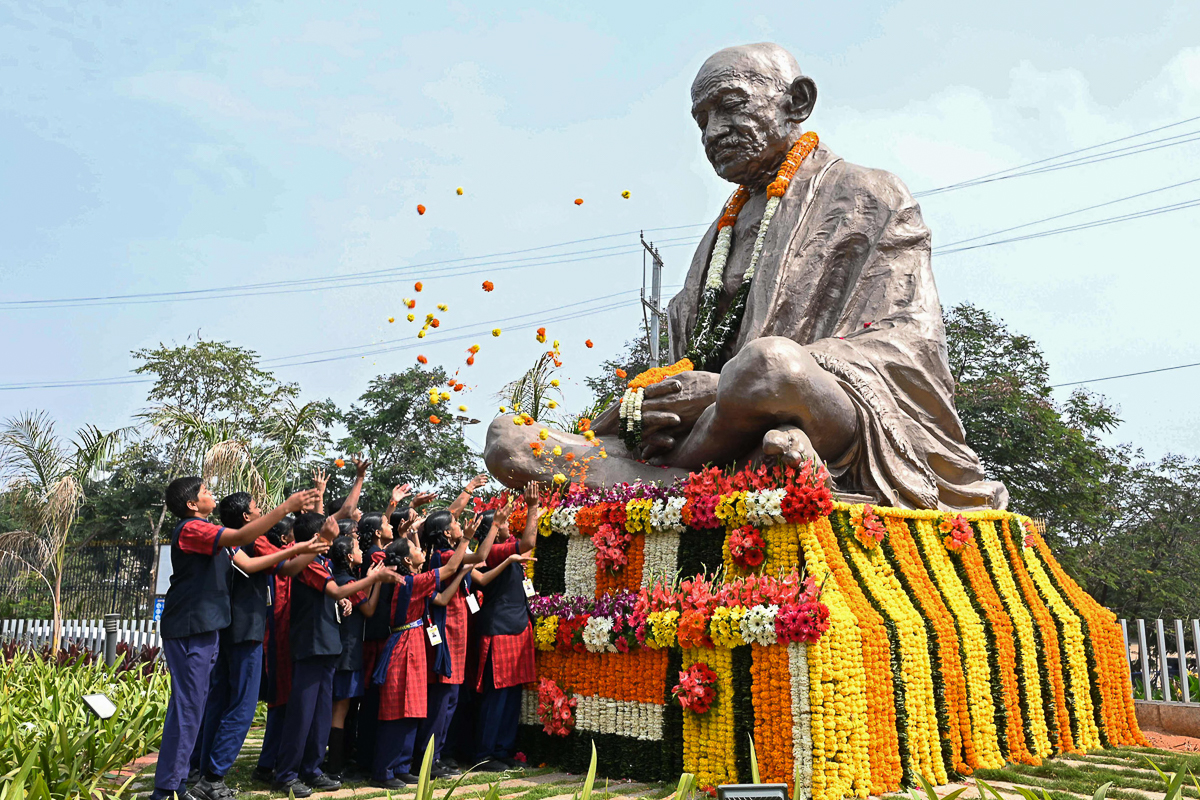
[1,617,161,653]
[1120,618,1200,704]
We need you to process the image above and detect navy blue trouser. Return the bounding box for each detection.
[191,637,262,777]
[152,632,220,799]
[417,683,460,764]
[474,656,521,762]
[355,684,380,773]
[274,656,336,784]
[256,704,287,772]
[374,718,420,780]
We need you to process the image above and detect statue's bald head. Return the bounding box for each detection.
[691,43,817,188]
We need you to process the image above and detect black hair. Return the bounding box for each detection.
[474,510,496,541]
[421,509,454,557]
[266,516,294,549]
[166,476,204,519]
[329,535,355,574]
[218,492,253,529]
[358,512,384,552]
[337,518,355,538]
[327,496,346,516]
[293,512,327,543]
[389,508,409,533]
[382,537,415,576]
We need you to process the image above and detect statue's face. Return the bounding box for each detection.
[692,71,795,186]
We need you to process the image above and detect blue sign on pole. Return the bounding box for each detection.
[153,596,165,622]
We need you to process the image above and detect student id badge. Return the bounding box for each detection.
[466,594,481,614]
[426,623,443,646]
[522,577,536,598]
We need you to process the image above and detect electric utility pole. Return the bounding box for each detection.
[640,232,665,367]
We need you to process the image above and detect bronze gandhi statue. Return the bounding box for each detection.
[484,43,1008,511]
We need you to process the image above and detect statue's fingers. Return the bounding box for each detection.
[640,411,682,430]
[642,379,682,399]
[640,433,676,460]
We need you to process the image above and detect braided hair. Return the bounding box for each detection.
[382,537,416,576]
[266,515,294,548]
[357,512,385,552]
[420,509,454,560]
[329,535,356,575]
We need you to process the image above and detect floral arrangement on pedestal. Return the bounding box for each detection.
[672,662,717,714]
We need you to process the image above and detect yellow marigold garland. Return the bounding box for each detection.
[682,646,738,788]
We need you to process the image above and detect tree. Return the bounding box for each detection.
[333,365,481,508]
[0,411,125,650]
[584,321,669,408]
[943,303,1129,549]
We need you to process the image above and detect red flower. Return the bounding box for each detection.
[482,280,495,292]
[672,662,718,714]
[537,678,576,737]
[416,205,426,215]
[429,415,441,424]
[728,526,766,569]
[585,339,594,348]
[417,355,428,364]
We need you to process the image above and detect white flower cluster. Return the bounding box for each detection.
[640,530,680,590]
[564,534,598,598]
[745,488,787,526]
[704,226,735,290]
[519,687,540,726]
[618,387,645,430]
[582,615,617,653]
[743,195,781,283]
[574,695,664,741]
[649,496,687,534]
[789,642,813,800]
[549,504,579,536]
[740,603,780,646]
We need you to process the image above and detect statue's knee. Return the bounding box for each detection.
[726,337,810,407]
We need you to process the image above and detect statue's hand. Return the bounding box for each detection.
[640,371,719,436]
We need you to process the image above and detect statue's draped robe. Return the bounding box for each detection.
[668,144,1007,510]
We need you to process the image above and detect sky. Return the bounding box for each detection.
[1,0,1199,464]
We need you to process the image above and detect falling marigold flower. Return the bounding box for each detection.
[553,339,560,349]
[417,204,426,215]
[482,280,494,292]
[578,417,591,431]
[417,355,428,364]
[550,379,560,387]
[548,400,558,409]
[388,317,395,323]
[414,282,423,292]
[426,312,434,320]
[469,344,480,354]
[573,198,583,206]
[456,187,464,195]
[418,330,426,339]
[431,319,440,328]
[552,445,562,456]
[564,453,575,461]
[466,355,475,366]
[614,368,627,379]
[491,328,501,337]
[536,327,546,336]
[621,190,631,199]
[454,383,465,391]
[538,428,550,441]
[530,441,542,452]
[553,473,567,483]
[536,334,546,344]
[429,415,440,424]
[334,458,345,468]
[499,406,507,413]
[437,303,448,311]
[458,404,467,412]
[585,339,593,348]
[407,313,415,322]
[406,299,416,309]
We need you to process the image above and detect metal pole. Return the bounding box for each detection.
[1120,619,1131,684]
[1138,619,1151,700]
[640,233,664,367]
[103,613,119,667]
[1157,618,1172,702]
[1177,619,1190,703]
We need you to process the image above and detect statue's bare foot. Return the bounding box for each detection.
[762,425,820,467]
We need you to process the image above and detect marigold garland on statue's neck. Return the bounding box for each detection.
[685,131,820,372]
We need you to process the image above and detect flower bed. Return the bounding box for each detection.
[503,461,1145,797]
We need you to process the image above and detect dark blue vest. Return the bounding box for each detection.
[228,538,272,644]
[478,544,529,637]
[332,569,365,671]
[160,519,232,640]
[288,557,341,661]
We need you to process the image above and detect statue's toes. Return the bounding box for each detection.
[762,428,790,456]
[762,425,816,465]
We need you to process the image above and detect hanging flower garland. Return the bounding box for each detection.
[537,677,577,737]
[673,662,718,714]
[593,522,633,574]
[617,359,694,449]
[685,132,820,371]
[728,525,766,569]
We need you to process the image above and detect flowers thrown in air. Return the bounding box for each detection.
[429,415,441,424]
[536,327,547,344]
[492,328,502,337]
[414,281,423,292]
[621,190,631,199]
[468,344,480,354]
[417,204,426,215]
[406,299,416,309]
[437,303,448,311]
[585,339,594,348]
[614,368,627,379]
[388,317,394,323]
[482,280,494,292]
[417,355,428,364]
[407,313,415,322]
[672,662,717,715]
[466,356,475,366]
[456,186,464,196]
[574,198,583,205]
[334,458,345,468]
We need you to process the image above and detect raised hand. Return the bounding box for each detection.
[299,537,330,555]
[463,513,481,540]
[391,483,412,504]
[523,480,541,509]
[285,488,322,513]
[354,455,370,478]
[411,491,438,508]
[311,467,328,494]
[319,514,340,542]
[350,507,363,523]
[494,497,513,526]
[464,474,488,493]
[506,554,537,565]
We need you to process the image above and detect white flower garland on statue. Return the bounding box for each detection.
[617,387,645,448]
[564,534,598,598]
[640,530,680,590]
[549,504,579,536]
[789,642,813,800]
[740,603,779,646]
[582,615,617,653]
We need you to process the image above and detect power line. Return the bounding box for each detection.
[914,113,1200,197]
[1051,361,1200,388]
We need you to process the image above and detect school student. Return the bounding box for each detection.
[253,516,296,784]
[472,482,542,771]
[190,492,328,800]
[150,477,319,800]
[371,525,485,789]
[325,534,383,779]
[273,513,396,798]
[416,506,505,777]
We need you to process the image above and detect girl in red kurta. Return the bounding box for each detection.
[370,531,470,789]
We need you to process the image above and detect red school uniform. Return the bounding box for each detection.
[472,540,536,692]
[262,551,293,708]
[428,550,469,685]
[377,570,438,721]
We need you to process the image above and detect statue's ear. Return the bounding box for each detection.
[785,76,817,123]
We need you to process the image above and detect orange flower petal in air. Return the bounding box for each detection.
[585,339,593,348]
[466,355,475,366]
[429,415,440,424]
[482,280,494,292]
[574,198,583,205]
[417,355,428,364]
[414,282,423,292]
[615,368,627,379]
[417,204,426,215]
[431,319,440,328]
[334,458,345,468]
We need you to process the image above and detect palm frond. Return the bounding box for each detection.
[203,438,268,503]
[0,411,67,491]
[72,424,134,481]
[0,529,55,573]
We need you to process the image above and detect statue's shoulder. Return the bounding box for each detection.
[824,155,919,212]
